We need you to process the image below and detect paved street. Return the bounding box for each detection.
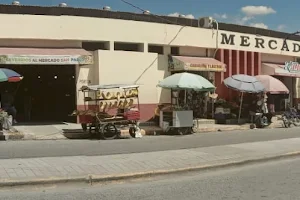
[1,127,300,159]
[0,137,299,187]
[1,156,300,199]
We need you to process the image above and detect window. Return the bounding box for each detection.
[114,42,142,52]
[148,45,164,54]
[171,46,180,55]
[82,41,109,51]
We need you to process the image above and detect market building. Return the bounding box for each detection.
[0,2,299,122]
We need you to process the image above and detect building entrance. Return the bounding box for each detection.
[1,65,76,122]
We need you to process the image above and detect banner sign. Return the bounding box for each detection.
[168,55,226,72]
[284,61,300,73]
[0,55,93,65]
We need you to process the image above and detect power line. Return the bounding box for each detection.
[120,0,183,25]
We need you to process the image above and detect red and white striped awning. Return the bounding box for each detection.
[262,62,300,78]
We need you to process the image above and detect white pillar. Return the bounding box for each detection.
[137,43,147,52]
[104,41,114,51]
[163,46,171,55]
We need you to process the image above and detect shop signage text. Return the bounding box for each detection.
[0,55,93,65]
[284,61,300,73]
[168,56,225,72]
[221,33,300,52]
[190,63,223,71]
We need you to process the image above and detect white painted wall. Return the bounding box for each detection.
[76,51,98,106]
[261,53,294,63]
[95,50,171,105]
[0,39,81,48]
[179,47,207,57]
[0,13,299,57]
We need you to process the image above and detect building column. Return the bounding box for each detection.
[251,52,255,75]
[235,50,240,74]
[104,41,114,51]
[218,49,225,81]
[247,52,255,76]
[138,43,148,52]
[228,49,232,76]
[257,52,261,75]
[163,46,171,55]
[215,49,225,98]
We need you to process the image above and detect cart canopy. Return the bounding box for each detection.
[80,84,140,91]
[157,72,215,91]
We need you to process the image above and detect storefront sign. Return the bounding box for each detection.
[221,33,300,53]
[189,63,224,71]
[284,61,300,73]
[168,55,225,72]
[0,55,93,65]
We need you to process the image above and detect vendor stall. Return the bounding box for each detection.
[223,74,266,127]
[72,84,141,139]
[157,72,216,135]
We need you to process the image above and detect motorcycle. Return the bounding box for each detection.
[282,107,300,128]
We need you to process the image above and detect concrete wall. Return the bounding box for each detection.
[76,50,171,121]
[76,51,99,106]
[0,39,81,48]
[261,53,294,64]
[0,14,299,57]
[179,47,207,57]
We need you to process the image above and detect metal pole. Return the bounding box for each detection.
[238,92,244,124]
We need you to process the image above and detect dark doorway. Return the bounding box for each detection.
[0,65,76,123]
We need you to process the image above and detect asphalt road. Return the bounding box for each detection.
[1,127,300,159]
[1,156,300,199]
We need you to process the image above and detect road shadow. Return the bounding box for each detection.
[62,129,131,140]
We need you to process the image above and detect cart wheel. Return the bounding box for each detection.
[177,128,191,135]
[100,124,118,140]
[129,127,136,138]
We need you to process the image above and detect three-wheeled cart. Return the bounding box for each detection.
[73,84,141,139]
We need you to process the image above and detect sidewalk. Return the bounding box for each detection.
[0,137,300,186]
[9,118,284,140]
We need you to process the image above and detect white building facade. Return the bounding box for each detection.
[0,4,298,121]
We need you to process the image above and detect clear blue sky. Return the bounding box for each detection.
[3,0,299,32]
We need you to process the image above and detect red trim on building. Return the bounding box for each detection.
[215,49,261,100]
[255,52,261,75]
[76,103,157,123]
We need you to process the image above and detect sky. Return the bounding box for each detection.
[3,0,299,33]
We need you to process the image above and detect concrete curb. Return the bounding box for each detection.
[1,151,300,187]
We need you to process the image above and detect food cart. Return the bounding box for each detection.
[72,84,141,139]
[157,72,216,135]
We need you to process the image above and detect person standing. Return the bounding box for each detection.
[1,89,17,124]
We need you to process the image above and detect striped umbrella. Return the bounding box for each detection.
[0,68,23,82]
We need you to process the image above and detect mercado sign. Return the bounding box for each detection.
[168,55,226,72]
[220,33,300,53]
[284,61,300,73]
[0,55,93,65]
